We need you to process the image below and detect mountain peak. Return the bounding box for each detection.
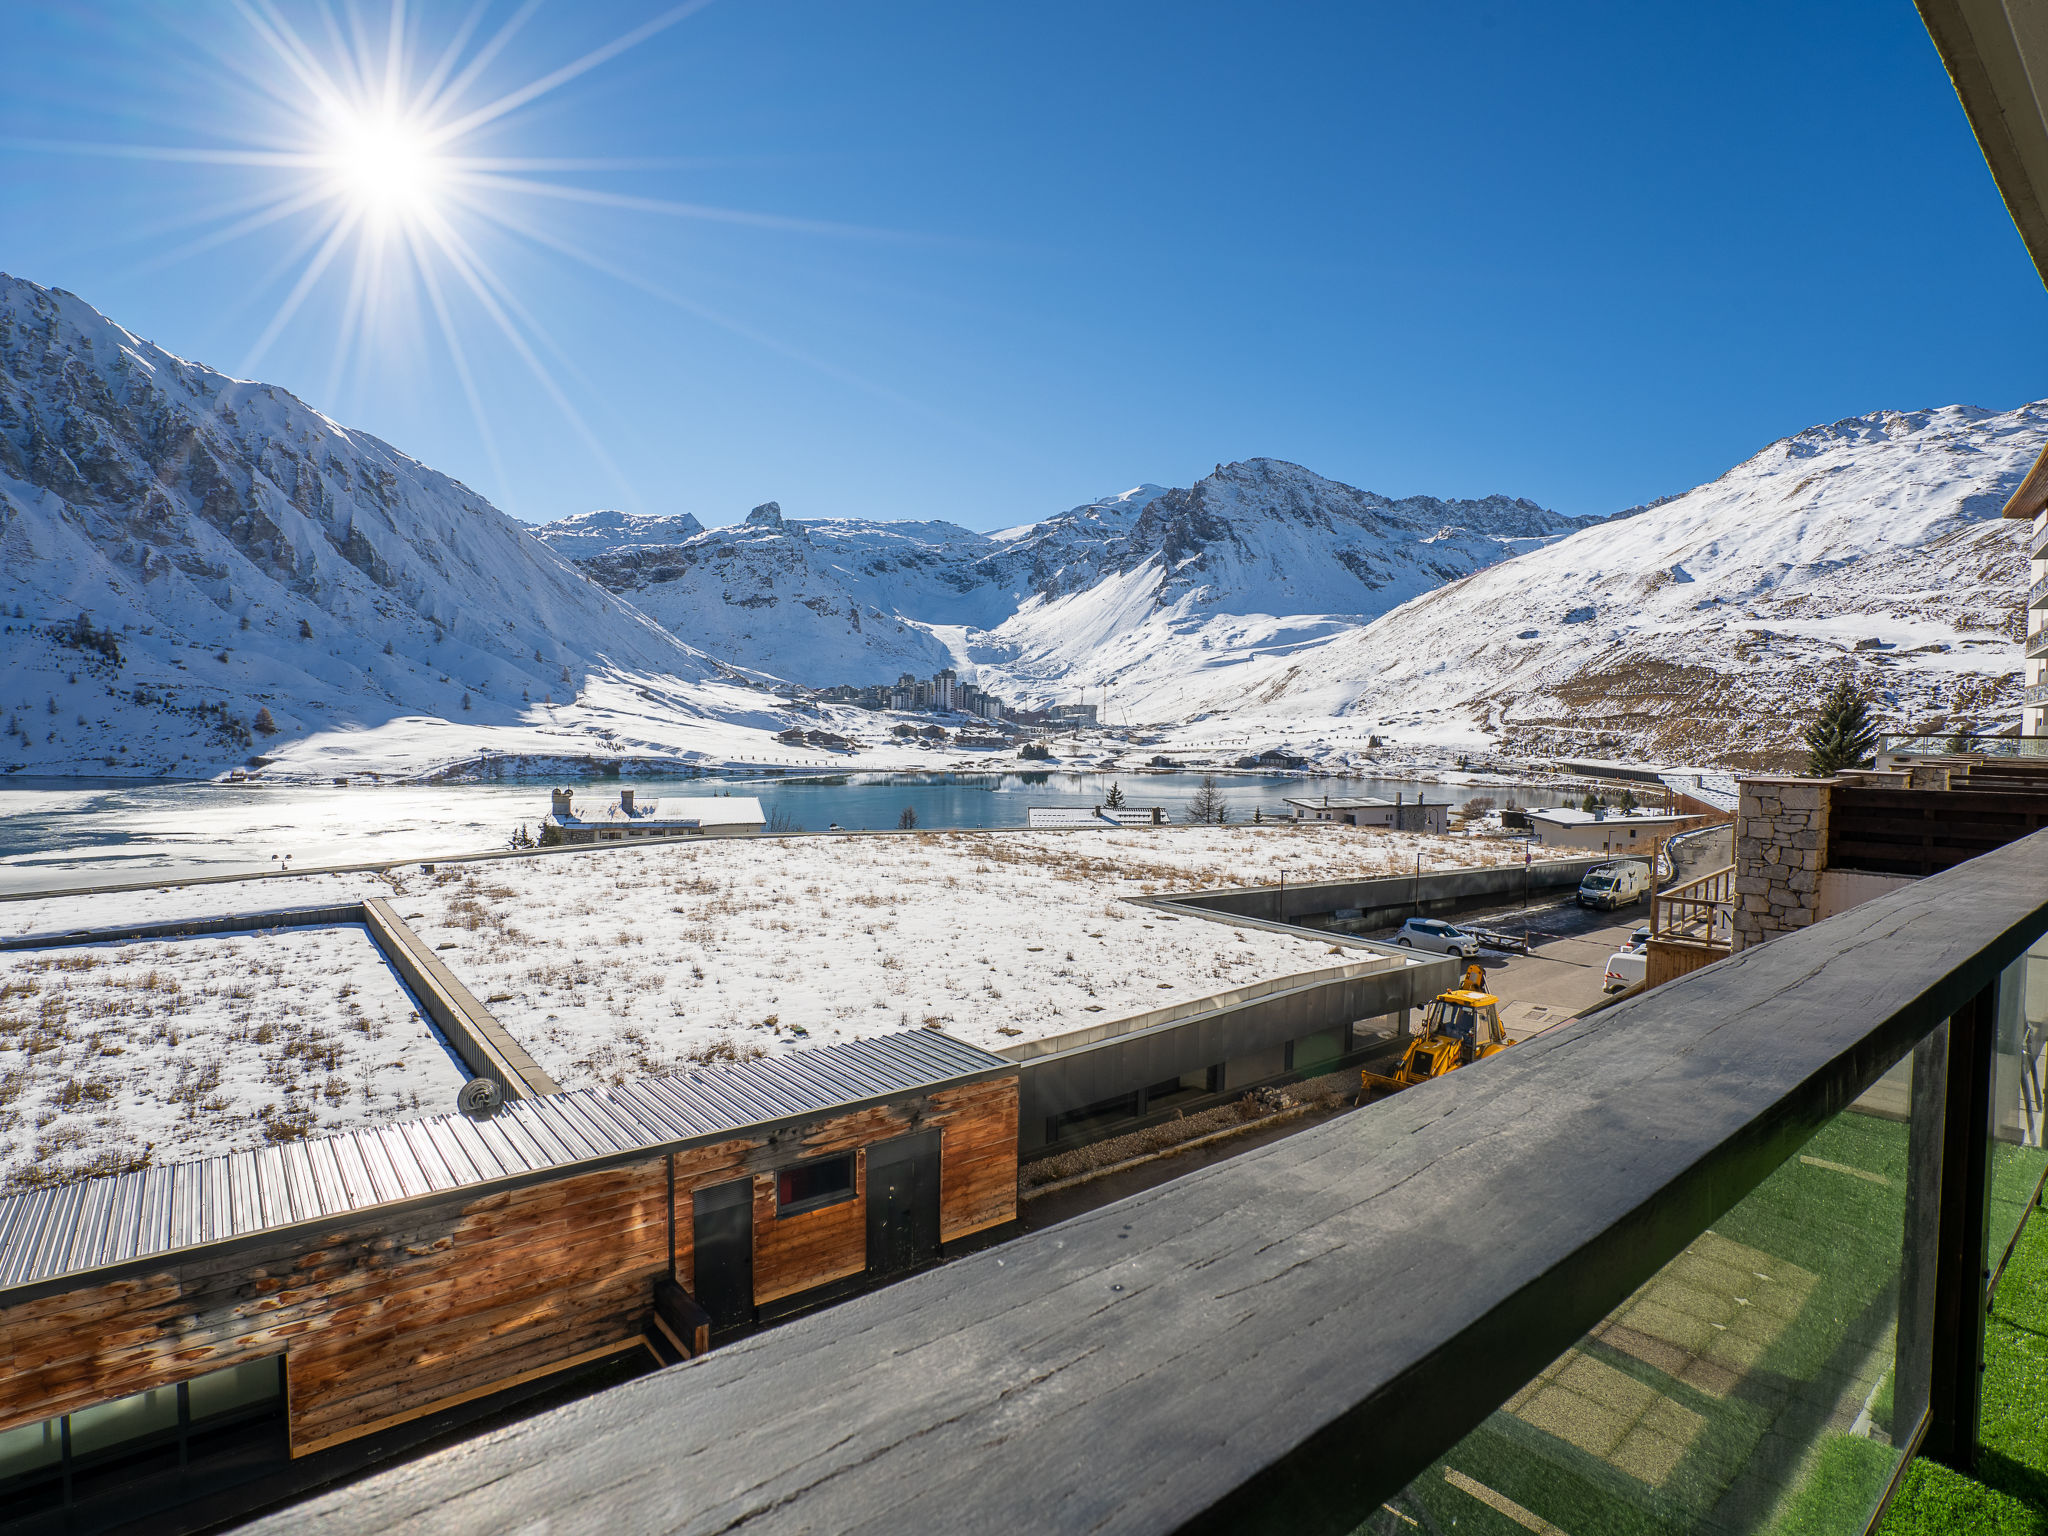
[746,501,783,526]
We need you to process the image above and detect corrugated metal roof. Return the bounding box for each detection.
[0,1029,1008,1298]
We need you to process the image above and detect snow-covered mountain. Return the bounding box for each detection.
[1145,404,2040,767]
[0,273,760,778]
[548,463,1586,704]
[529,507,704,559]
[966,460,1584,711]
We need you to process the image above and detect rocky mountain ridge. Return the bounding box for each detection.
[535,461,1588,699]
[0,272,747,776]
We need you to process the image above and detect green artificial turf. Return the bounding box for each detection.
[1878,1188,2048,1536]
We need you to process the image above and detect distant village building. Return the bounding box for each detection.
[546,787,766,842]
[1283,794,1449,835]
[1241,749,1307,770]
[1047,703,1098,726]
[1027,806,1167,828]
[1524,806,1713,854]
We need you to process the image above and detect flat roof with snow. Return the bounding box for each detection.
[1526,808,1696,828]
[561,796,765,829]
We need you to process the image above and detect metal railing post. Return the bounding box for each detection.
[1925,983,1997,1469]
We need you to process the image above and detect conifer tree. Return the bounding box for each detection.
[1104,780,1126,809]
[1185,774,1229,825]
[1804,678,1879,776]
[252,706,277,736]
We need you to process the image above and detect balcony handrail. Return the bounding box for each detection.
[252,831,2048,1536]
[1651,860,1734,945]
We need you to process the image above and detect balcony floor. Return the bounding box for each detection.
[1879,1202,2048,1534]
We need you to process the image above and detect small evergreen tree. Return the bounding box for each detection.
[1804,678,1879,776]
[897,806,918,830]
[253,706,277,736]
[1618,786,1639,813]
[1580,792,1601,813]
[1104,780,1126,809]
[461,692,472,712]
[298,618,313,639]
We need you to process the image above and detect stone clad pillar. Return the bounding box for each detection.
[1731,776,1833,952]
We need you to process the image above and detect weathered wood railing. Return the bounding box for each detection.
[1650,860,1734,948]
[247,832,2048,1536]
[1829,785,2048,877]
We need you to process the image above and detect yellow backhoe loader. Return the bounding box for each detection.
[1362,989,1510,1094]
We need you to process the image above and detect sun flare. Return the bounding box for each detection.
[327,113,441,219]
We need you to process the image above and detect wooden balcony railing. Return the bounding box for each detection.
[1651,860,1734,949]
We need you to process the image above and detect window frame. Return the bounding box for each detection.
[774,1153,856,1218]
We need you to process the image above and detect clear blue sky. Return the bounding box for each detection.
[4,2,2043,530]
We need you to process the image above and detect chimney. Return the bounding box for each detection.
[620,787,636,814]
[551,788,572,818]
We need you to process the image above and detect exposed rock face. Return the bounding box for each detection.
[527,507,705,560]
[543,462,1581,695]
[1183,403,2040,766]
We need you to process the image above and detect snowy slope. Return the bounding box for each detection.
[1145,404,2040,767]
[529,507,704,559]
[968,459,1583,712]
[552,465,1582,701]
[561,501,1000,682]
[0,273,767,778]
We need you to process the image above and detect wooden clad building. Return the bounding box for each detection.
[0,1032,1015,1522]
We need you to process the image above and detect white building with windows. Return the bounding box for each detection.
[1524,807,1712,854]
[545,788,766,843]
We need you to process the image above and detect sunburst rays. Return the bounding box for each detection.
[8,0,907,507]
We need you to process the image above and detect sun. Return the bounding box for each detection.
[325,111,441,221]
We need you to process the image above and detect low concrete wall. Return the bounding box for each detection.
[1010,951,1455,1153]
[1154,857,1605,931]
[0,903,369,952]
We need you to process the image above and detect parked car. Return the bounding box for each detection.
[1627,926,1652,951]
[1603,948,1648,992]
[1577,860,1650,911]
[1394,919,1482,959]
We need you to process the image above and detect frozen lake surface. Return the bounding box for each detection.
[0,771,1574,891]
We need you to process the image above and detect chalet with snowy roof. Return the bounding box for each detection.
[1283,793,1449,835]
[1241,749,1308,770]
[546,787,766,842]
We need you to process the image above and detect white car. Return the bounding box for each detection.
[1603,948,1648,992]
[1394,919,1482,959]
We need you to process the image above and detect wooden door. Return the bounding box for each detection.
[865,1130,941,1279]
[692,1178,755,1329]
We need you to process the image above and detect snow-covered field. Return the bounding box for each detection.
[396,825,1511,1088]
[0,872,391,936]
[0,924,467,1192]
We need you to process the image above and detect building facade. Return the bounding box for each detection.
[1283,795,1449,835]
[546,788,765,842]
[2008,453,2048,740]
[1524,807,1715,855]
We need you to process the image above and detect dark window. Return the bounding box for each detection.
[0,1357,285,1516]
[776,1155,854,1215]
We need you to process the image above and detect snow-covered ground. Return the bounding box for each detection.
[0,872,390,935]
[397,825,1512,1088]
[0,924,467,1192]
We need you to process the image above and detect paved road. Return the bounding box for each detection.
[1446,892,1644,1035]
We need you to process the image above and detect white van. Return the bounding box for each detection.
[1603,948,1648,993]
[1577,860,1650,911]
